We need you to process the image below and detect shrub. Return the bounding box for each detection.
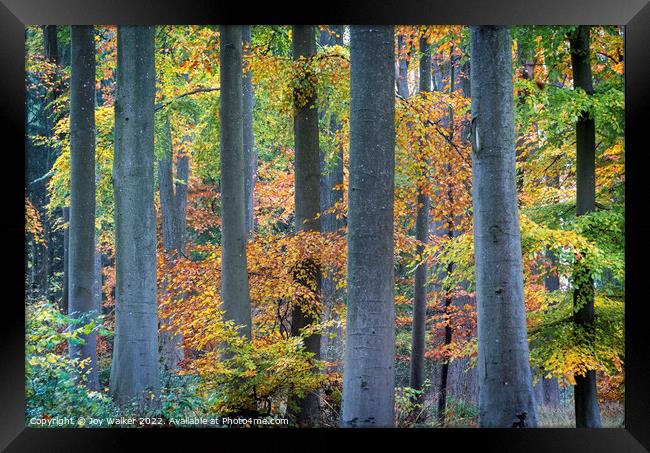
[25,300,118,426]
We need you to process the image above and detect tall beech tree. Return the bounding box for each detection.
[438,46,460,423]
[535,254,561,409]
[470,26,537,428]
[243,25,257,236]
[569,25,602,428]
[158,116,189,371]
[68,25,99,390]
[28,25,62,301]
[219,25,252,339]
[158,119,189,257]
[515,43,562,406]
[109,26,160,408]
[396,34,409,99]
[410,36,431,397]
[290,24,322,427]
[41,25,60,301]
[319,25,345,371]
[342,25,396,428]
[445,58,480,413]
[62,206,69,312]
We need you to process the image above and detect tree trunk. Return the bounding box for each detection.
[535,250,562,409]
[438,46,458,424]
[219,25,252,340]
[342,25,395,428]
[437,289,452,420]
[445,58,480,411]
[242,25,257,237]
[470,26,537,428]
[62,206,69,312]
[410,36,431,397]
[515,41,536,193]
[68,25,99,391]
[542,376,561,408]
[438,250,454,424]
[94,237,102,319]
[427,43,449,411]
[290,24,322,427]
[34,25,62,303]
[396,34,409,99]
[319,25,345,373]
[159,118,176,252]
[44,26,65,304]
[41,221,50,299]
[174,151,189,254]
[43,25,59,67]
[29,237,36,301]
[109,26,160,409]
[158,116,186,372]
[534,373,561,409]
[569,25,601,428]
[432,52,445,93]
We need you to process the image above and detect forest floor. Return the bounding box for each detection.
[402,397,624,428]
[536,402,624,428]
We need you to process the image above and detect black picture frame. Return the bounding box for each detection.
[2,0,649,451]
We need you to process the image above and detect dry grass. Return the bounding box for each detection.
[536,401,624,428]
[406,397,625,428]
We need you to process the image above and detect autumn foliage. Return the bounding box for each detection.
[25,24,624,427]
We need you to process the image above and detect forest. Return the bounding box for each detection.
[24,24,625,428]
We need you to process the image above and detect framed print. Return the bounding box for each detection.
[2,0,649,451]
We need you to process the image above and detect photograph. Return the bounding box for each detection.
[22,23,626,431]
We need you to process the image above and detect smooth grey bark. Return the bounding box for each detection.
[25,29,43,301]
[396,34,409,98]
[447,352,479,407]
[158,122,190,255]
[68,25,99,391]
[569,25,601,428]
[28,238,35,301]
[242,25,257,237]
[427,42,452,415]
[515,43,536,192]
[470,26,537,428]
[319,25,345,373]
[159,119,176,251]
[516,50,562,407]
[410,36,431,397]
[460,60,471,101]
[437,274,453,422]
[432,52,445,93]
[534,374,561,408]
[342,25,396,428]
[93,164,102,313]
[44,26,59,300]
[34,25,61,302]
[109,26,160,408]
[157,117,188,371]
[219,25,252,340]
[533,250,561,409]
[290,24,322,427]
[438,49,461,424]
[542,377,561,408]
[94,237,102,316]
[174,153,189,253]
[62,206,69,312]
[446,244,480,410]
[45,28,69,306]
[43,25,59,65]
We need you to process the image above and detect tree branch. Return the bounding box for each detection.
[155,87,220,112]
